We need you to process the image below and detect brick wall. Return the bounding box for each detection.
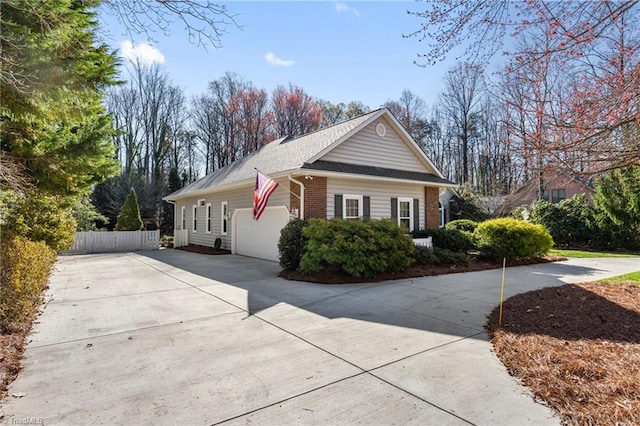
[290,176,327,219]
[425,186,440,229]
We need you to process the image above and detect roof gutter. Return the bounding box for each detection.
[296,169,458,188]
[288,174,304,219]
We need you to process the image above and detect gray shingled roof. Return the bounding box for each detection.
[302,160,456,186]
[165,109,382,200]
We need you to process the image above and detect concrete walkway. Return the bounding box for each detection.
[2,251,638,425]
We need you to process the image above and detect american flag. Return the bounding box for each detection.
[253,171,279,220]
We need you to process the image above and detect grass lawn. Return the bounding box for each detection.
[549,248,640,258]
[598,271,640,283]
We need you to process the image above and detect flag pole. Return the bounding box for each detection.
[254,167,301,200]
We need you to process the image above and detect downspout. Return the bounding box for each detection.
[288,174,305,220]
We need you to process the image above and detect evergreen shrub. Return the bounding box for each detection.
[278,220,308,270]
[475,218,553,260]
[115,188,144,231]
[299,219,415,278]
[445,219,479,234]
[411,228,475,253]
[413,246,468,266]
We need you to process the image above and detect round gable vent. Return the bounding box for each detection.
[376,123,386,137]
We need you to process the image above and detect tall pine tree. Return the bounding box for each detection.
[1,0,120,198]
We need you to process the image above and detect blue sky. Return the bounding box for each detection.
[98,1,478,109]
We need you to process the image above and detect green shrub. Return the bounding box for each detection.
[530,195,594,247]
[413,246,468,266]
[0,189,76,252]
[411,228,475,253]
[0,236,57,332]
[445,219,479,234]
[432,247,469,265]
[299,218,415,278]
[115,187,144,231]
[413,245,437,265]
[278,219,308,270]
[475,218,554,260]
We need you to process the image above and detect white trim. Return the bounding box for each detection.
[180,206,186,231]
[343,194,363,219]
[398,197,413,231]
[192,205,197,232]
[221,201,229,235]
[206,203,212,234]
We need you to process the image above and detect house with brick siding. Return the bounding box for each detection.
[163,108,456,262]
[496,167,595,216]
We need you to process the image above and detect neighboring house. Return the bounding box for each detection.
[163,108,456,262]
[497,167,595,215]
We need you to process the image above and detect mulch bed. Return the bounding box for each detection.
[280,256,565,284]
[487,282,640,425]
[175,245,231,255]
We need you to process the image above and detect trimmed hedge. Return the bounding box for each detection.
[299,218,415,278]
[278,219,308,270]
[474,218,553,260]
[1,236,57,332]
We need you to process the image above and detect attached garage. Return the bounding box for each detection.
[232,206,290,262]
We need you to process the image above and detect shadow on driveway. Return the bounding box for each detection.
[138,249,619,341]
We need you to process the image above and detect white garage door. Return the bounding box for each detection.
[232,206,290,262]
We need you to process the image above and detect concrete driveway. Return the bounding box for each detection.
[2,251,638,425]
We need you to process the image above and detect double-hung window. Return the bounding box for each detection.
[181,206,186,230]
[551,189,566,204]
[398,198,413,231]
[343,195,363,219]
[221,201,229,235]
[206,203,212,233]
[192,205,197,232]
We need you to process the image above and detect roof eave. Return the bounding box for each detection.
[299,168,457,187]
[162,168,301,202]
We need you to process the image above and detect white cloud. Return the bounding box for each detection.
[264,52,295,67]
[335,2,361,17]
[120,41,165,66]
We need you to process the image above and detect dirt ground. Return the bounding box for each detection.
[487,282,640,425]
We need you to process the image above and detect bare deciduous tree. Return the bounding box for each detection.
[101,0,239,49]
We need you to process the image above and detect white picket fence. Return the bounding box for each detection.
[174,229,189,248]
[65,230,160,254]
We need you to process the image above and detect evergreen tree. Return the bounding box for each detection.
[115,188,144,231]
[1,0,120,198]
[594,166,640,236]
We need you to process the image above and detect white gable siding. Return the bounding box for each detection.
[320,117,433,174]
[172,177,290,249]
[326,177,425,229]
